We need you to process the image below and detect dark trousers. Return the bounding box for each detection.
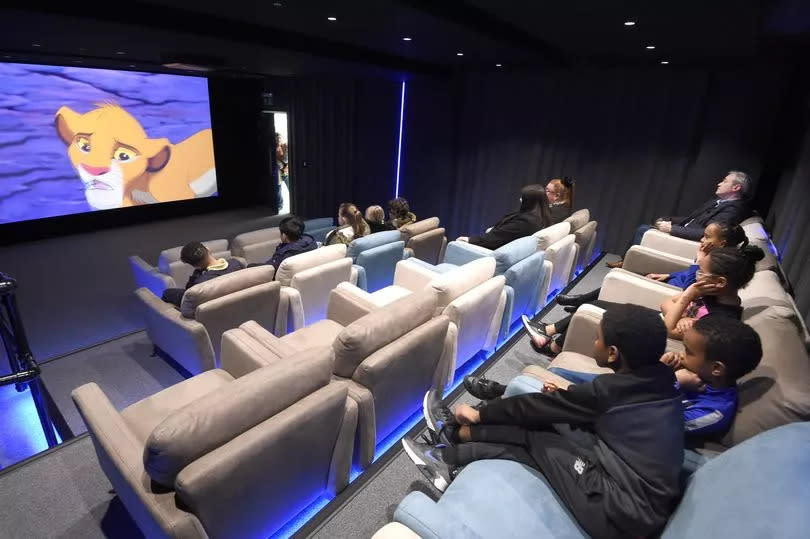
[631,224,652,248]
[441,425,623,539]
[161,288,185,309]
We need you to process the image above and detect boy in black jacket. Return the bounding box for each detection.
[402,304,684,539]
[161,242,244,308]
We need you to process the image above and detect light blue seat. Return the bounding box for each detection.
[390,421,810,539]
[347,230,405,292]
[303,217,336,244]
[426,237,545,340]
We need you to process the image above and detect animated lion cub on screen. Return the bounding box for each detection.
[54,104,216,210]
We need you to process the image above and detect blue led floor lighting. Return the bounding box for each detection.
[394,81,406,198]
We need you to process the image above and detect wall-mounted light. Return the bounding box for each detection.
[395,81,406,198]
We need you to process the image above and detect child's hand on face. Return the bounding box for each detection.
[454,404,481,425]
[660,351,683,369]
[675,368,706,392]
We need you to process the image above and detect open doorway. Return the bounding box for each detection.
[262,111,291,214]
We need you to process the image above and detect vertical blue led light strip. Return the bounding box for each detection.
[395,81,406,198]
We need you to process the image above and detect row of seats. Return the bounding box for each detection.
[73,209,599,538]
[374,215,810,538]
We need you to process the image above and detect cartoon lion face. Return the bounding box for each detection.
[54,104,171,210]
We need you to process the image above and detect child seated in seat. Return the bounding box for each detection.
[263,216,316,274]
[662,316,762,440]
[405,304,684,539]
[365,205,396,234]
[161,242,244,308]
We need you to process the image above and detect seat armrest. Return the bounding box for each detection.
[640,229,700,260]
[327,283,378,326]
[129,255,176,296]
[393,491,478,539]
[372,523,421,539]
[393,259,438,291]
[353,264,368,291]
[442,241,492,266]
[560,304,605,356]
[623,246,693,276]
[220,327,290,378]
[599,269,680,310]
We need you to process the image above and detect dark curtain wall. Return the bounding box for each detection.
[288,76,401,219]
[768,129,810,327]
[408,67,789,252]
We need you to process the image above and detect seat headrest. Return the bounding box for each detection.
[232,227,280,249]
[144,346,335,487]
[158,239,229,270]
[533,222,571,250]
[430,257,496,309]
[564,209,590,232]
[346,230,402,261]
[333,291,438,378]
[492,236,539,274]
[399,217,440,240]
[574,220,597,240]
[179,265,274,318]
[275,244,347,286]
[303,217,335,230]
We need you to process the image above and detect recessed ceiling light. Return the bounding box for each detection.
[646,45,655,50]
[495,63,502,67]
[456,52,464,56]
[402,37,412,41]
[624,21,636,26]
[116,51,126,55]
[327,16,337,21]
[32,43,41,47]
[661,60,669,65]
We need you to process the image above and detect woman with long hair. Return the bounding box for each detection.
[546,177,576,224]
[459,184,553,250]
[325,202,371,245]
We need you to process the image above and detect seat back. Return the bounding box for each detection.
[158,239,231,286]
[574,220,598,272]
[407,228,447,265]
[291,257,354,325]
[180,266,279,359]
[129,255,174,296]
[544,234,577,295]
[304,217,336,243]
[274,244,347,286]
[491,236,539,275]
[231,227,282,265]
[504,251,546,322]
[563,209,590,232]
[399,217,440,242]
[533,222,570,250]
[429,257,497,310]
[350,233,406,292]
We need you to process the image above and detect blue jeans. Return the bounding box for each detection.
[631,224,652,247]
[548,367,599,385]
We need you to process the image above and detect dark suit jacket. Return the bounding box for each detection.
[469,211,548,250]
[667,198,752,241]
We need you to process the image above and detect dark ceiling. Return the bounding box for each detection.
[0,0,807,78]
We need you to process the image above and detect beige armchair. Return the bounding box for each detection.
[273,243,358,335]
[331,257,506,387]
[136,265,281,375]
[623,245,694,277]
[220,290,452,468]
[72,346,357,539]
[399,217,447,265]
[230,227,281,266]
[533,222,577,303]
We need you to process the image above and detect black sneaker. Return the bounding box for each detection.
[463,375,506,401]
[401,437,456,493]
[521,314,549,341]
[422,389,453,435]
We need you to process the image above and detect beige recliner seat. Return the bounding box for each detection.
[230,227,281,266]
[399,217,447,265]
[331,257,506,387]
[532,222,577,304]
[72,346,357,539]
[273,243,358,335]
[221,290,452,468]
[564,209,598,275]
[136,265,281,375]
[129,239,235,297]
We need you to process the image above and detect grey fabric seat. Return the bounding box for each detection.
[72,346,357,539]
[399,217,448,265]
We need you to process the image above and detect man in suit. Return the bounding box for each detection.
[608,171,753,268]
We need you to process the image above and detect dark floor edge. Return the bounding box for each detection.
[0,432,89,478]
[295,251,607,538]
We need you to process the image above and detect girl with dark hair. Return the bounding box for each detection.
[522,240,764,356]
[388,197,417,229]
[459,184,553,250]
[546,177,575,224]
[325,202,371,245]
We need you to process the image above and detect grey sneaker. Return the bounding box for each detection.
[422,389,453,435]
[401,437,455,493]
[521,314,548,341]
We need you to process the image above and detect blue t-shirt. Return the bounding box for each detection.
[666,264,698,289]
[681,384,738,437]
